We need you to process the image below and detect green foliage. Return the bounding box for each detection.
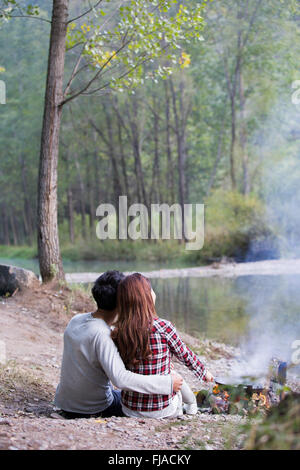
[206,190,267,233]
[0,244,37,259]
[56,190,275,264]
[0,1,40,22]
[1,0,299,260]
[189,191,275,262]
[60,239,186,263]
[64,0,207,97]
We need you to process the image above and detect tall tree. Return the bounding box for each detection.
[37,0,68,281]
[1,0,207,281]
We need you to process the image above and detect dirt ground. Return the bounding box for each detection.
[0,284,250,450]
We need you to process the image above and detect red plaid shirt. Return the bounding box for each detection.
[121,318,207,412]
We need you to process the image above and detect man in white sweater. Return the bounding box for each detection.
[54,271,183,418]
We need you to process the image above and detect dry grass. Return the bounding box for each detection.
[0,361,54,416]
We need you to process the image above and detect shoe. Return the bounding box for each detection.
[183,403,198,415]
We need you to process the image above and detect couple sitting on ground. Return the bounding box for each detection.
[54,271,213,419]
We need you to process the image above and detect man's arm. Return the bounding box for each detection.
[96,332,177,395]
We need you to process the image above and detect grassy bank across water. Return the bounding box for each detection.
[0,245,37,260]
[0,241,192,265]
[0,191,279,265]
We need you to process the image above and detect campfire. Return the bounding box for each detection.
[197,359,288,415]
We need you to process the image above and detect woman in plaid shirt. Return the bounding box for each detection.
[112,273,213,418]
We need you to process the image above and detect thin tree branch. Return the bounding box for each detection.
[66,41,85,52]
[67,0,104,24]
[80,54,149,96]
[61,40,131,106]
[111,97,132,141]
[89,118,109,146]
[11,15,51,24]
[206,119,226,197]
[241,0,263,49]
[63,45,86,99]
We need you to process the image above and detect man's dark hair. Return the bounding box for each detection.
[92,270,125,311]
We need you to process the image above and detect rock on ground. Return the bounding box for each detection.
[0,264,39,296]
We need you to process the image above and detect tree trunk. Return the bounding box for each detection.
[229,97,237,191]
[22,210,30,243]
[117,112,130,203]
[104,103,124,208]
[165,81,175,204]
[37,0,69,282]
[9,213,18,245]
[239,72,250,195]
[67,187,75,244]
[151,94,161,203]
[2,207,10,245]
[129,98,148,207]
[63,148,75,243]
[73,152,87,239]
[86,156,96,235]
[92,136,103,205]
[206,120,225,197]
[170,77,187,240]
[20,154,34,244]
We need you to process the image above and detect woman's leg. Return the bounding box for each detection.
[180,380,198,415]
[175,391,183,417]
[181,380,196,405]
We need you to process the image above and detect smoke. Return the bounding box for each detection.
[258,89,300,258]
[231,90,300,381]
[230,275,300,381]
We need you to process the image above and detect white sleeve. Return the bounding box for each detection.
[96,333,172,395]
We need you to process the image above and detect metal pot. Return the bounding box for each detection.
[214,376,265,396]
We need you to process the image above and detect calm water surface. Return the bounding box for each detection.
[152,275,300,348]
[1,257,300,350]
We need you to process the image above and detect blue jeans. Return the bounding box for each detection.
[60,390,125,419]
[100,390,124,418]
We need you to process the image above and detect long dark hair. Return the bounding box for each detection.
[112,273,156,366]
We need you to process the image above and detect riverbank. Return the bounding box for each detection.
[0,282,245,450]
[65,258,300,283]
[1,280,300,450]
